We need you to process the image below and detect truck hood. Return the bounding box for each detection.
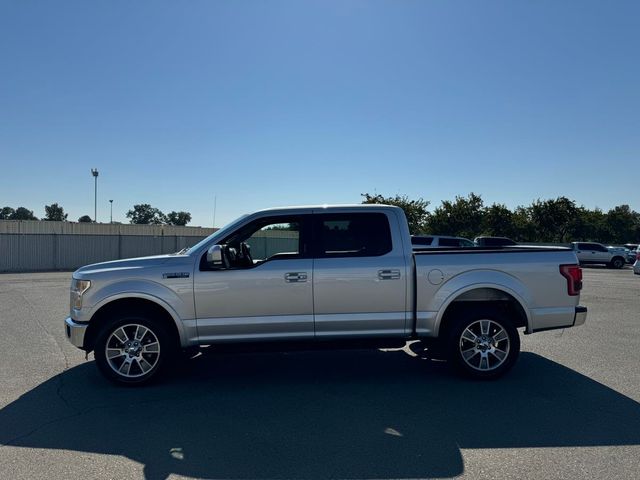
[74,254,182,277]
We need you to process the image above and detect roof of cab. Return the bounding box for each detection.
[251,204,403,215]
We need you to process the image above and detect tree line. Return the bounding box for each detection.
[362,193,639,244]
[3,195,638,242]
[0,203,192,226]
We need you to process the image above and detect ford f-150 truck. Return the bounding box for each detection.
[65,205,587,385]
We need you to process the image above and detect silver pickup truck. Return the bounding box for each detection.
[65,205,587,385]
[571,242,627,269]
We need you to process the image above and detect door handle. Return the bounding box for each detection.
[285,272,308,283]
[378,269,401,280]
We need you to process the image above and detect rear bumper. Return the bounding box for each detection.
[573,306,587,327]
[530,305,587,333]
[65,317,88,349]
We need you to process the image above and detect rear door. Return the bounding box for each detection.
[312,211,409,338]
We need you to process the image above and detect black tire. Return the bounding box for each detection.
[94,312,174,386]
[610,257,625,269]
[446,307,520,380]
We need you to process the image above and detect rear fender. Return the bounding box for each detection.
[429,270,533,335]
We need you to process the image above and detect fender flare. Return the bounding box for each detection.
[90,291,188,346]
[431,277,533,336]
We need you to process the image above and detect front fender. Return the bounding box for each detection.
[82,280,191,346]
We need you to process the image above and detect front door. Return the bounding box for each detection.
[194,215,313,343]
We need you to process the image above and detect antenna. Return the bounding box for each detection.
[213,195,217,229]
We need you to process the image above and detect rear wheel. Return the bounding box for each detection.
[94,313,173,385]
[446,308,520,379]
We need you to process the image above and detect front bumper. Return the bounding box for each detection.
[65,317,88,349]
[574,306,587,327]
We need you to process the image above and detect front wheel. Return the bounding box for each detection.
[94,315,172,385]
[609,257,625,269]
[446,308,520,379]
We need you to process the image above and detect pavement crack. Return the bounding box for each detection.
[14,291,78,413]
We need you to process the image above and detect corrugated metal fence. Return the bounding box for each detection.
[0,221,216,272]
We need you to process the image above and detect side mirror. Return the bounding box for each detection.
[206,245,224,268]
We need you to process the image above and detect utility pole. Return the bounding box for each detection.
[109,199,113,223]
[91,168,99,222]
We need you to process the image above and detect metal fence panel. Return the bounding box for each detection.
[0,233,210,272]
[6,234,57,271]
[246,237,299,259]
[57,235,120,267]
[120,236,164,260]
[0,220,216,236]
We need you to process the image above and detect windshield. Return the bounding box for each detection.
[183,214,250,255]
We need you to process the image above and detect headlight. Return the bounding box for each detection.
[70,279,91,310]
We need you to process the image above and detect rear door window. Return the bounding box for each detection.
[315,213,392,257]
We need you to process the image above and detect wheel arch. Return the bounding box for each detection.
[434,284,531,339]
[83,294,186,352]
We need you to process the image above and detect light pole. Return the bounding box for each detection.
[91,168,99,222]
[109,199,113,223]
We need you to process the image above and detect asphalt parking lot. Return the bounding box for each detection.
[0,267,639,480]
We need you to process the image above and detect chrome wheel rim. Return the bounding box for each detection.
[459,319,510,371]
[105,324,161,378]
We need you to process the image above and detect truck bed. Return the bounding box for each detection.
[412,246,581,336]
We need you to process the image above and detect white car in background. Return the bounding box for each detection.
[411,235,475,248]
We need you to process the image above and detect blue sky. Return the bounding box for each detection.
[1,0,638,227]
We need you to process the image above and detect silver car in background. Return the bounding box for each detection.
[634,247,640,275]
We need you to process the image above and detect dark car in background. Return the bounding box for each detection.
[474,236,518,247]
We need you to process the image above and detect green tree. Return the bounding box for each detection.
[528,197,578,242]
[0,207,15,219]
[604,205,640,244]
[427,193,484,239]
[481,203,517,238]
[510,206,535,242]
[126,204,166,224]
[573,207,607,242]
[44,203,68,221]
[361,193,430,234]
[165,211,192,226]
[78,215,93,223]
[10,207,38,220]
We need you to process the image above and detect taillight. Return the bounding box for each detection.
[636,251,640,261]
[560,264,583,296]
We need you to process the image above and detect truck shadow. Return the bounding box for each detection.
[1,350,640,480]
